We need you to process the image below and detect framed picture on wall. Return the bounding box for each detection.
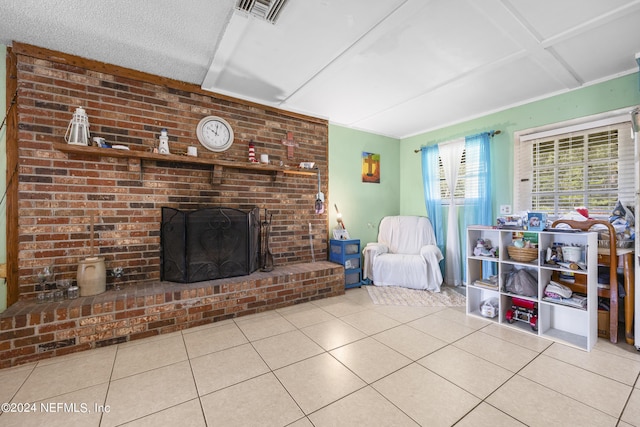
[362,152,380,183]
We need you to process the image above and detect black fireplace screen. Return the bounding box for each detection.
[161,207,260,283]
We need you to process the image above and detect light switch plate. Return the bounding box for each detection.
[500,204,512,215]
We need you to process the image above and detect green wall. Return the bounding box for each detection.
[328,125,400,247]
[327,73,639,252]
[399,72,640,218]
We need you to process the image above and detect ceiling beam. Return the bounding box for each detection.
[473,0,582,88]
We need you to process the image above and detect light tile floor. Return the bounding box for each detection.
[1,286,640,426]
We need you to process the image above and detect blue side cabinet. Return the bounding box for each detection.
[329,239,362,289]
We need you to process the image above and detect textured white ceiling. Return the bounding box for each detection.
[1,0,639,138]
[0,0,234,84]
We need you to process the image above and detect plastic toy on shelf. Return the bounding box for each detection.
[505,297,538,331]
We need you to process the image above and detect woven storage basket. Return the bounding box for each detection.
[507,246,538,262]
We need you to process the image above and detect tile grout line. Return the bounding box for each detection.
[98,344,121,426]
[235,311,311,422]
[294,296,473,423]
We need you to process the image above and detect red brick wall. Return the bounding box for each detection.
[13,44,329,300]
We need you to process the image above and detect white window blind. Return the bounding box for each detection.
[439,150,466,202]
[438,148,486,202]
[515,121,634,217]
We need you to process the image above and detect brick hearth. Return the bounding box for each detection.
[0,262,344,368]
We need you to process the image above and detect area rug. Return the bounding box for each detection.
[366,285,466,307]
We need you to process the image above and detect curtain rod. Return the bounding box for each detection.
[413,130,501,153]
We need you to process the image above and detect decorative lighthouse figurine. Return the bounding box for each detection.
[158,129,170,154]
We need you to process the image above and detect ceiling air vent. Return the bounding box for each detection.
[236,0,289,24]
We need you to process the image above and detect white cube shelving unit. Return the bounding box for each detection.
[466,226,597,351]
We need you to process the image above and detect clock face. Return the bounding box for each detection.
[196,116,234,152]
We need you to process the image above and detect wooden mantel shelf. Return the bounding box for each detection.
[53,142,316,177]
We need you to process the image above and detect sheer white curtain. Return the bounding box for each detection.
[439,139,465,286]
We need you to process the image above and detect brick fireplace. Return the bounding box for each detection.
[0,43,344,368]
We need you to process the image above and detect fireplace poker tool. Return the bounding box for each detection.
[309,223,315,262]
[261,209,274,272]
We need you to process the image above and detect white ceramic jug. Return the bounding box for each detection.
[77,256,106,296]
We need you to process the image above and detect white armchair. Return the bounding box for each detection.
[363,216,443,292]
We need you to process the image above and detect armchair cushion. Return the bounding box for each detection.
[363,216,443,292]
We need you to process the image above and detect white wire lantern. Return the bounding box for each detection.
[64,106,91,146]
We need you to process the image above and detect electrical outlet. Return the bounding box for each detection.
[500,205,512,215]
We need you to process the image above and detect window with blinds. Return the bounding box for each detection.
[439,150,466,202]
[515,121,633,217]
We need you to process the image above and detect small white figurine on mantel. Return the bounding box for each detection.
[158,129,170,154]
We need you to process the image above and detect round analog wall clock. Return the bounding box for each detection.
[196,116,234,152]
